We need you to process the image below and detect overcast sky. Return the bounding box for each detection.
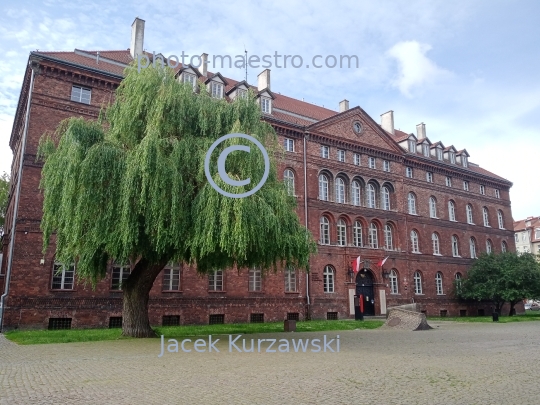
[1,0,538,220]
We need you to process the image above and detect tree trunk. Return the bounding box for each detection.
[509,301,516,316]
[122,257,168,338]
[495,301,504,314]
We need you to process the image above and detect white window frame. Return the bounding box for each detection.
[432,233,440,255]
[502,241,507,253]
[486,239,493,254]
[381,186,390,211]
[163,263,181,291]
[182,72,197,89]
[112,264,131,290]
[449,152,456,164]
[448,201,456,221]
[248,268,262,292]
[353,221,363,247]
[495,189,500,199]
[452,236,459,257]
[410,230,420,253]
[429,197,437,218]
[337,150,346,162]
[497,211,504,229]
[437,148,443,161]
[368,223,378,248]
[462,156,468,167]
[414,271,423,294]
[466,204,474,224]
[71,85,91,104]
[284,138,294,152]
[422,144,430,157]
[336,178,345,204]
[367,184,376,209]
[406,167,413,178]
[408,139,416,153]
[470,238,477,258]
[321,145,330,158]
[208,270,224,291]
[480,185,485,195]
[483,207,490,227]
[323,266,335,293]
[353,153,361,166]
[463,181,469,191]
[383,160,390,172]
[284,169,295,196]
[384,225,393,250]
[408,193,416,215]
[261,97,271,113]
[337,219,347,246]
[211,82,224,99]
[319,174,329,201]
[446,176,452,187]
[389,270,399,294]
[352,181,361,206]
[426,172,433,183]
[284,267,297,292]
[320,217,330,245]
[52,263,75,290]
[436,272,444,295]
[368,157,376,169]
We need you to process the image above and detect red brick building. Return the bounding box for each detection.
[0,19,517,330]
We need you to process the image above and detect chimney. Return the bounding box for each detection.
[130,17,145,59]
[258,69,270,91]
[380,110,394,135]
[416,122,426,140]
[200,53,208,76]
[339,99,349,112]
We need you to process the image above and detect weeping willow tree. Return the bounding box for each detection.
[38,64,316,337]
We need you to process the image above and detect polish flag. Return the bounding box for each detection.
[377,256,389,267]
[351,256,362,273]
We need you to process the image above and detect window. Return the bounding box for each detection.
[320,216,330,245]
[321,145,329,158]
[495,189,500,199]
[285,266,297,292]
[338,150,346,162]
[383,160,390,172]
[455,273,462,292]
[449,152,456,164]
[261,97,271,113]
[384,225,393,250]
[448,201,456,221]
[432,233,440,255]
[502,241,508,253]
[353,221,363,247]
[367,184,376,208]
[48,318,72,330]
[436,272,444,295]
[236,88,248,99]
[389,270,399,294]
[408,139,416,153]
[352,181,361,206]
[162,315,180,326]
[452,235,460,257]
[514,233,519,243]
[284,138,294,152]
[462,156,468,167]
[381,186,390,210]
[422,144,430,157]
[71,85,91,104]
[466,204,474,224]
[182,72,196,89]
[323,265,334,293]
[470,238,477,258]
[162,263,180,291]
[463,181,469,191]
[284,169,295,196]
[429,197,437,218]
[211,82,223,99]
[407,193,416,215]
[445,176,452,187]
[209,314,225,324]
[368,157,376,169]
[248,268,262,292]
[368,223,378,248]
[414,271,423,294]
[480,185,485,195]
[208,270,224,291]
[483,207,490,227]
[51,263,75,290]
[426,172,433,183]
[336,178,345,204]
[497,210,504,229]
[353,153,361,165]
[436,148,443,161]
[250,313,264,323]
[337,219,347,246]
[486,239,493,254]
[112,264,130,290]
[406,167,413,178]
[319,174,329,200]
[536,229,540,239]
[410,230,420,253]
[109,317,123,328]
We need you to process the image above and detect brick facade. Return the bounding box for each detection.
[0,49,518,331]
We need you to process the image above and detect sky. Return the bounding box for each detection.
[0,0,539,220]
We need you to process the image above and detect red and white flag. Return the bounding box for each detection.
[377,256,389,267]
[351,256,362,273]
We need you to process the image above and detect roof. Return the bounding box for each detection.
[514,217,540,241]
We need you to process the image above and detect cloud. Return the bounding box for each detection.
[387,41,452,97]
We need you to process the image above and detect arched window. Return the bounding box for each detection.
[336,178,345,204]
[337,219,347,246]
[368,222,378,248]
[320,216,330,245]
[466,204,473,224]
[389,270,399,294]
[469,237,477,258]
[367,184,376,208]
[384,225,393,250]
[448,201,456,221]
[381,186,391,210]
[486,239,493,254]
[352,181,361,206]
[408,193,417,215]
[353,221,362,247]
[455,273,462,293]
[410,230,420,253]
[432,233,440,255]
[429,197,437,218]
[501,241,508,252]
[497,210,504,229]
[284,169,295,196]
[452,235,459,257]
[323,265,334,293]
[414,271,423,294]
[436,272,444,295]
[483,207,490,227]
[319,174,329,201]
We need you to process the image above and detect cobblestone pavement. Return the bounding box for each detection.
[1,321,540,404]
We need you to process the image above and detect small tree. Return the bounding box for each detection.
[458,252,540,315]
[38,65,316,337]
[0,172,9,236]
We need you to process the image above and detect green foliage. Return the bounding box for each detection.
[0,171,9,233]
[458,252,540,312]
[38,64,315,287]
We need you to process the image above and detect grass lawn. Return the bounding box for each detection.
[4,319,383,345]
[428,310,540,323]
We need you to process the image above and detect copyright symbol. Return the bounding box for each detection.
[204,133,270,198]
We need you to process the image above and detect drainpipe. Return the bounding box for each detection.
[0,61,36,332]
[303,132,311,317]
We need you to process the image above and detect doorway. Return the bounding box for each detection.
[356,269,375,316]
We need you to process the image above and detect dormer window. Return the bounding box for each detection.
[449,152,456,164]
[261,97,271,113]
[211,82,223,99]
[436,148,443,161]
[422,144,430,157]
[237,89,248,99]
[462,156,468,167]
[408,139,416,153]
[182,73,196,89]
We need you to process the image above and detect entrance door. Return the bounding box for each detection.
[356,269,375,316]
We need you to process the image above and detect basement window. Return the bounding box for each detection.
[250,313,264,323]
[209,314,225,325]
[109,317,122,328]
[327,312,338,320]
[162,315,180,326]
[48,318,72,330]
[71,85,91,104]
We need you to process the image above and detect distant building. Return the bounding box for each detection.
[514,216,540,256]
